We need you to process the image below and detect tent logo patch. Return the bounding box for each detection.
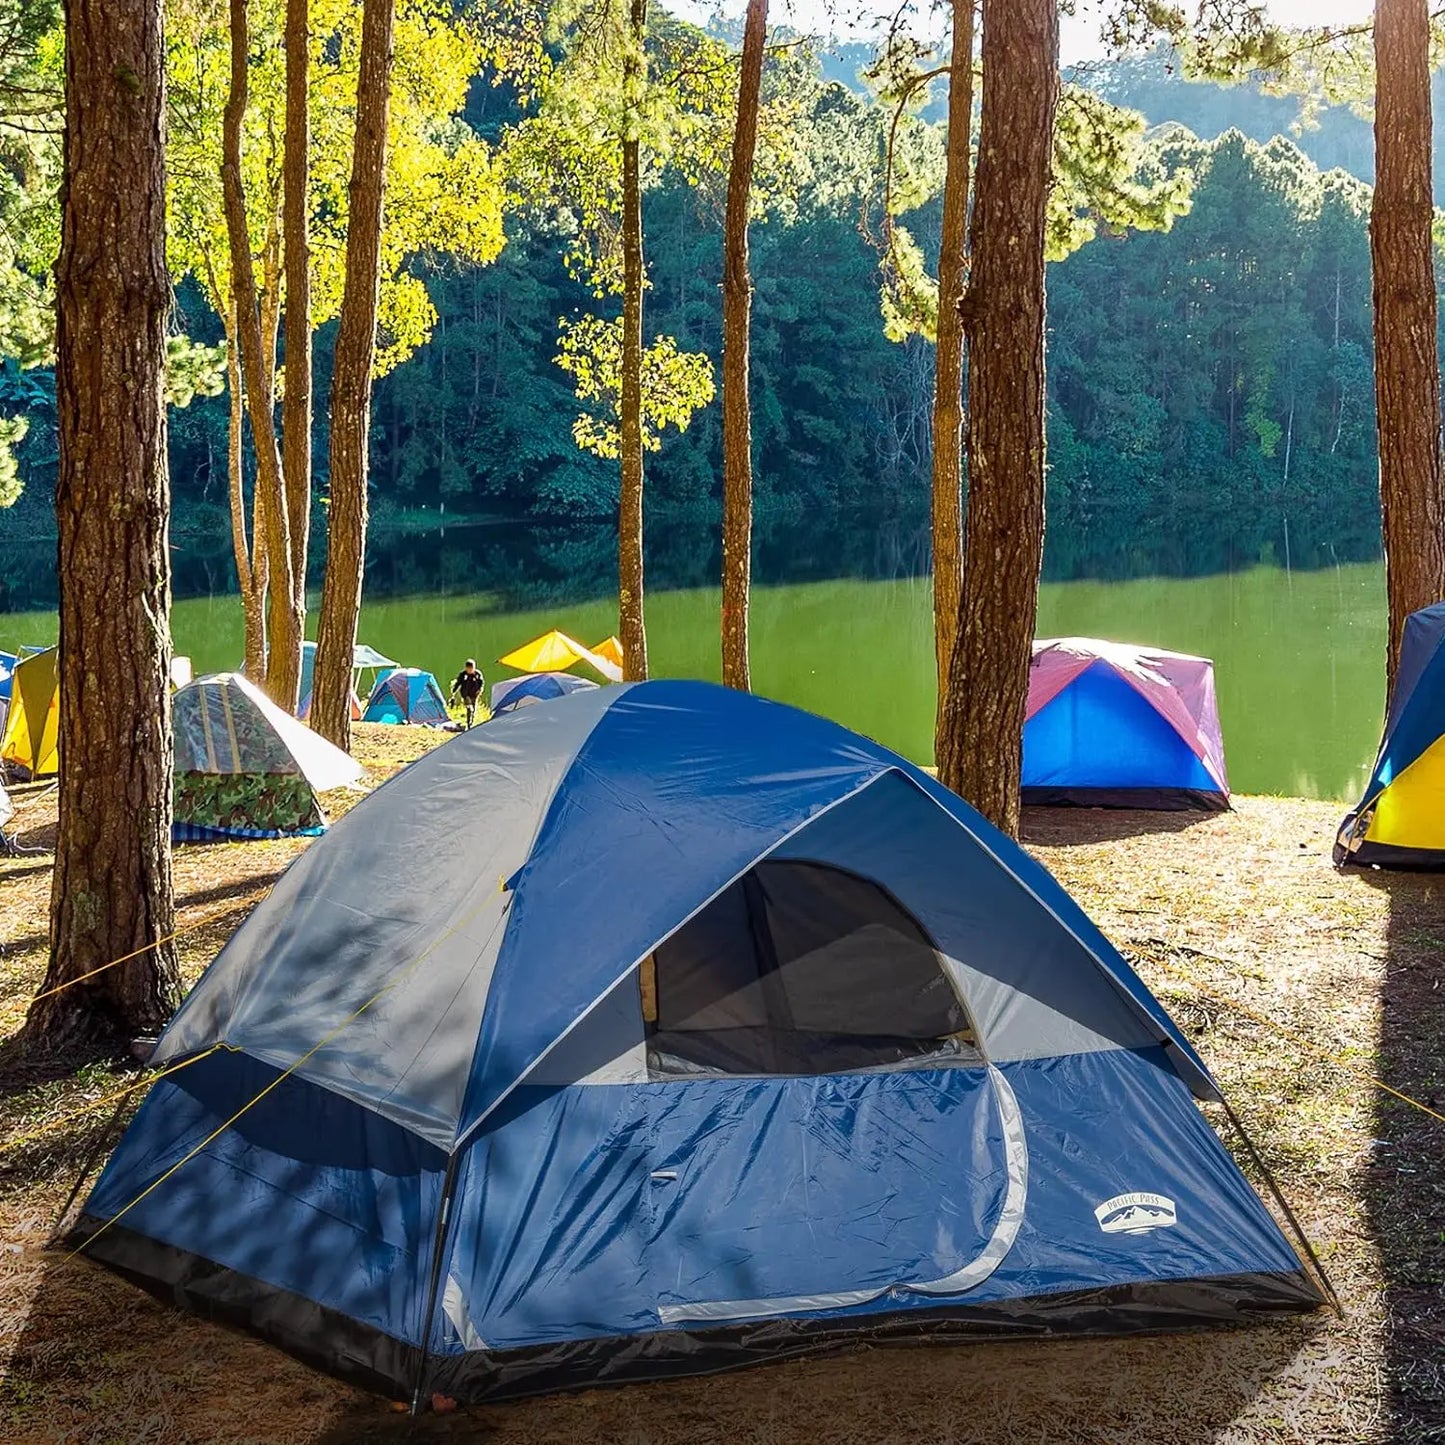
[1094,1192,1177,1235]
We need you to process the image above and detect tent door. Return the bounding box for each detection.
[644,1062,1026,1327]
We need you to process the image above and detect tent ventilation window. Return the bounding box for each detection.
[641,860,977,1078]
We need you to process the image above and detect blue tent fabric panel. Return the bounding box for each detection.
[990,1048,1306,1298]
[0,650,15,701]
[1370,623,1445,792]
[435,1048,1303,1355]
[1383,602,1445,749]
[438,1067,1006,1353]
[85,1051,446,1347]
[1024,662,1218,793]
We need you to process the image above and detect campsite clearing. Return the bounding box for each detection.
[1,736,1442,1443]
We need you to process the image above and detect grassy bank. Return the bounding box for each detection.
[1,738,1442,1443]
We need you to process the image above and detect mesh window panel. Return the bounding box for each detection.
[649,860,969,1077]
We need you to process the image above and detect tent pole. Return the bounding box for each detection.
[46,1093,131,1247]
[410,1149,463,1417]
[1219,1093,1342,1316]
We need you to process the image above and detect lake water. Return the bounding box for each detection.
[0,519,1388,801]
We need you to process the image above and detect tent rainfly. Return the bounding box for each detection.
[1023,638,1230,810]
[490,671,598,716]
[1337,600,1445,867]
[362,669,450,726]
[0,646,59,779]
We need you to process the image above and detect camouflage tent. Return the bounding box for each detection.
[173,674,363,841]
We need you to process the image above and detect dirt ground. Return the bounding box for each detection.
[1,736,1443,1444]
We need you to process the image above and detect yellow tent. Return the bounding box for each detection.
[498,629,622,682]
[0,646,59,777]
[592,636,625,670]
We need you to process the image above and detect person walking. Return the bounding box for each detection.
[450,658,486,729]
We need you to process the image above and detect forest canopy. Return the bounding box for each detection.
[0,19,1425,601]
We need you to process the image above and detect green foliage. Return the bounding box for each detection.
[1046,128,1382,576]
[0,413,28,507]
[1047,87,1192,259]
[503,0,732,476]
[555,313,714,458]
[166,0,506,378]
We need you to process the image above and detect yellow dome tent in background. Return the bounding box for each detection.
[497,630,622,682]
[0,646,60,778]
[591,636,624,670]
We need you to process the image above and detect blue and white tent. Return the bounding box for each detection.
[74,682,1321,1405]
[491,670,598,716]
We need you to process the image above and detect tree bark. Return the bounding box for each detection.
[225,304,269,680]
[936,0,1058,838]
[720,0,767,692]
[314,0,396,748]
[1371,0,1445,698]
[282,0,312,623]
[931,0,974,742]
[618,0,649,682]
[222,0,301,714]
[26,0,180,1047]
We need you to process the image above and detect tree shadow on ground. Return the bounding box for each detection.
[307,1323,1320,1445]
[1359,866,1445,1439]
[0,867,284,966]
[1020,803,1220,847]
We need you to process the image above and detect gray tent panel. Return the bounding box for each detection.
[155,684,628,1146]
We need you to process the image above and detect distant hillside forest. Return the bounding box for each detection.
[0,43,1415,586]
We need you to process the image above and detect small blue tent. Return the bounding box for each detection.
[73,682,1321,1404]
[491,670,598,716]
[362,668,449,726]
[1337,600,1445,867]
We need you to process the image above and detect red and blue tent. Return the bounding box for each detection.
[1024,639,1230,810]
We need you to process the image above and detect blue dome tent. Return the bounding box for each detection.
[491,670,598,716]
[72,682,1322,1405]
[362,668,450,726]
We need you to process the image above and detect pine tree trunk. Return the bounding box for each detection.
[283,0,312,623]
[720,0,767,692]
[618,0,649,682]
[222,0,301,714]
[26,0,180,1048]
[1372,0,1445,698]
[226,308,269,681]
[936,0,1058,837]
[931,0,974,746]
[314,0,396,748]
